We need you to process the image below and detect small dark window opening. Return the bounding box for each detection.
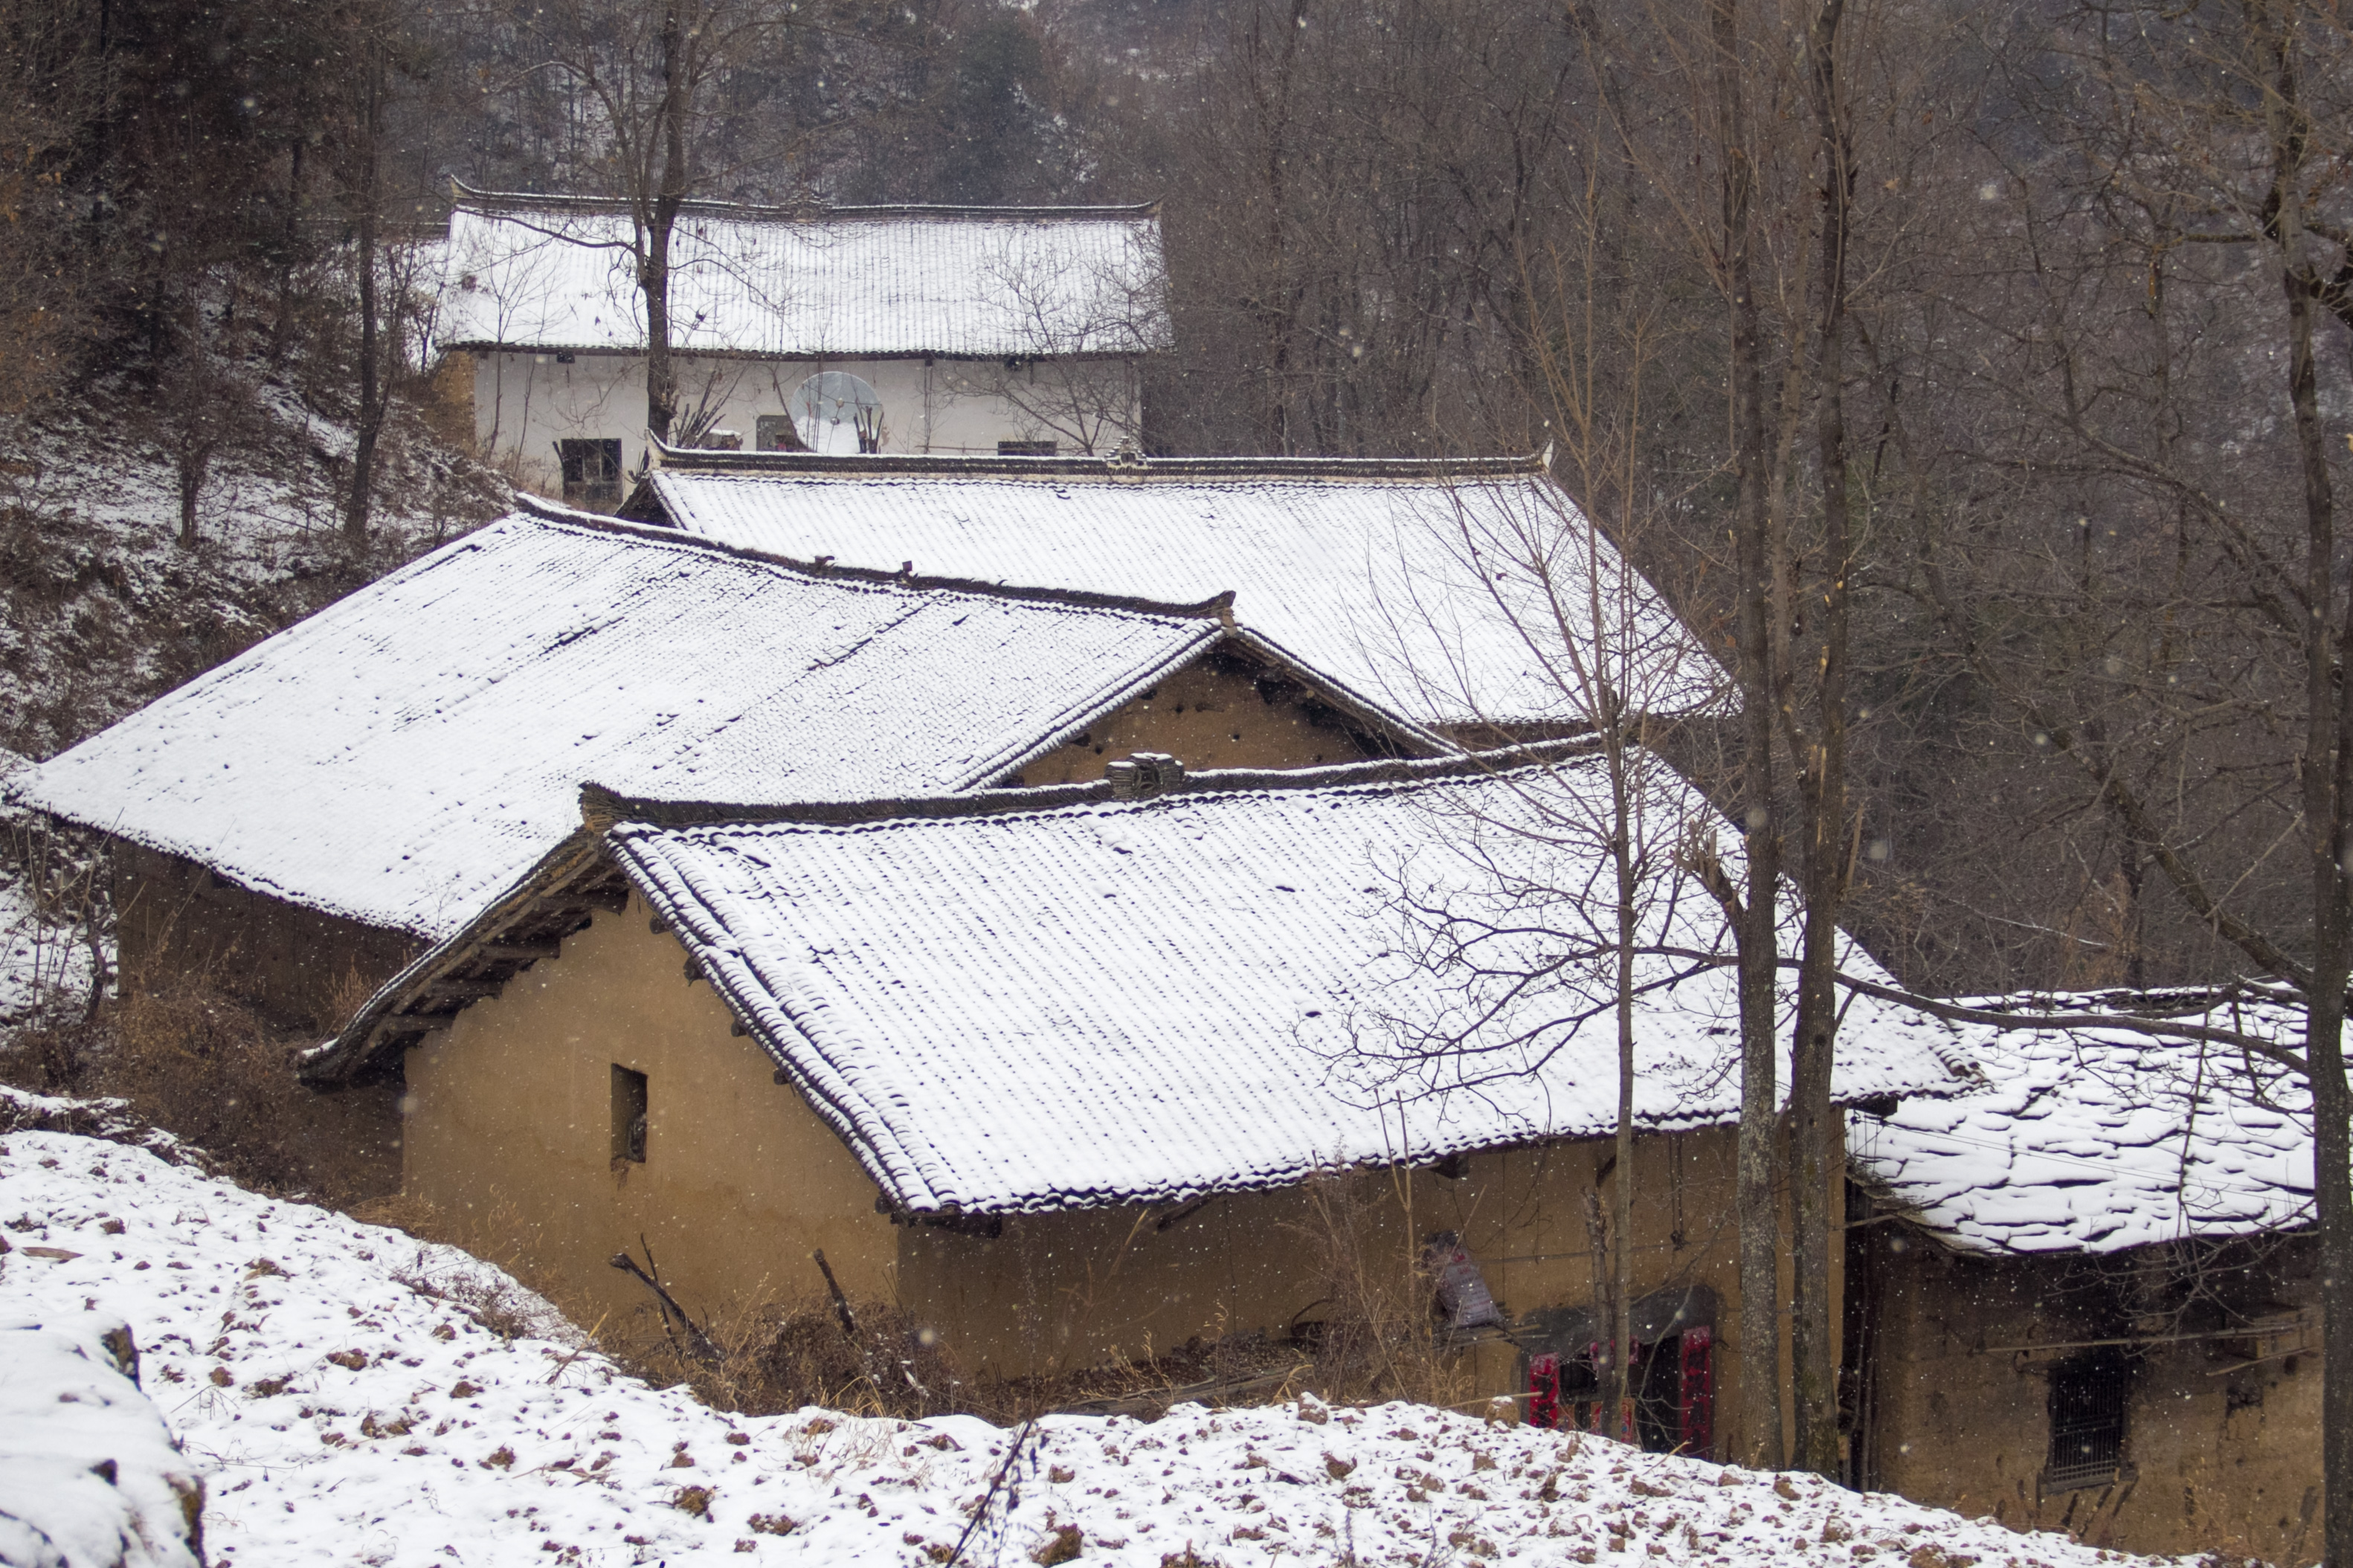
[558,438,625,509]
[998,439,1058,456]
[2045,1347,2130,1488]
[611,1063,648,1164]
[1527,1328,1713,1458]
[755,413,808,452]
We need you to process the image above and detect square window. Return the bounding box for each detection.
[557,438,625,509]
[755,413,807,452]
[611,1063,648,1164]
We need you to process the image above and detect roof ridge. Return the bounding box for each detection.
[506,493,1240,622]
[584,738,1604,836]
[1954,983,2307,1019]
[449,178,1161,224]
[646,441,1545,483]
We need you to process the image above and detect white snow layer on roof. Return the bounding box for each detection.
[648,465,1720,727]
[435,200,1170,358]
[609,755,1963,1213]
[1850,993,2314,1255]
[19,514,1225,941]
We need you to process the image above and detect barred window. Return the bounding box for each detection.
[2046,1348,2129,1489]
[556,439,624,510]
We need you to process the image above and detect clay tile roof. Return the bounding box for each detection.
[434,184,1169,359]
[635,448,1725,729]
[1850,990,2315,1255]
[18,509,1320,942]
[603,751,1966,1214]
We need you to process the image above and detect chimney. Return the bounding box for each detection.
[1107,751,1183,800]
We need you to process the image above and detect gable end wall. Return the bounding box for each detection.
[399,895,899,1332]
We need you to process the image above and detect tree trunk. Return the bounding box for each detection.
[176,449,204,548]
[1583,1185,1616,1427]
[1712,0,1785,1474]
[344,37,385,545]
[1786,0,1853,1480]
[2263,14,2353,1555]
[1610,720,1639,1448]
[1245,0,1306,455]
[640,0,693,448]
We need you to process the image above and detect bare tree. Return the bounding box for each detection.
[527,0,807,446]
[1359,178,1738,1441]
[1822,0,2353,1541]
[339,20,390,543]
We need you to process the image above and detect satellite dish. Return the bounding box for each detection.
[792,371,884,455]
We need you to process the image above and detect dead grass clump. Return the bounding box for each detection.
[347,1193,582,1345]
[103,982,397,1206]
[1288,1170,1477,1411]
[622,1291,970,1421]
[3,1016,108,1092]
[986,1329,1311,1422]
[390,1248,556,1343]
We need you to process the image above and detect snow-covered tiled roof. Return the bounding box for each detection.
[607,753,1965,1213]
[637,452,1720,728]
[1849,992,2313,1255]
[17,512,1278,943]
[434,188,1169,358]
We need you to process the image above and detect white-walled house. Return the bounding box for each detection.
[430,185,1168,505]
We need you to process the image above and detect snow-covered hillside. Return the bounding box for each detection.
[0,367,506,1033]
[0,386,505,767]
[0,1100,2206,1568]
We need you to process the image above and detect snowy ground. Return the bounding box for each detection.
[0,1109,2209,1568]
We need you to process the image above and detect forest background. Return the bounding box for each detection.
[10,0,2345,1008]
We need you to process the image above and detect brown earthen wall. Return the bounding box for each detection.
[898,1124,1832,1463]
[1014,656,1390,784]
[400,902,1832,1458]
[401,893,900,1337]
[1864,1233,2323,1564]
[111,846,419,1029]
[425,351,479,454]
[113,842,422,1030]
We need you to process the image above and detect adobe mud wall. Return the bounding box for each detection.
[400,893,900,1338]
[901,1122,1833,1464]
[1859,1228,2323,1565]
[1014,654,1396,784]
[113,843,422,1030]
[402,897,1830,1459]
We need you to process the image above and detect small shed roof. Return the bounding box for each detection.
[634,449,1722,729]
[20,508,1424,943]
[596,752,1963,1214]
[434,187,1170,359]
[1849,990,2313,1255]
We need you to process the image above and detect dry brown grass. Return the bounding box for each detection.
[93,981,399,1207]
[1287,1169,1479,1411]
[614,1291,972,1420]
[599,1169,1477,1423]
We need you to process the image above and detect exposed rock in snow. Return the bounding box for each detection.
[0,1114,2207,1567]
[0,1319,205,1568]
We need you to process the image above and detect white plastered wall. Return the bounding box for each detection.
[472,351,1142,496]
